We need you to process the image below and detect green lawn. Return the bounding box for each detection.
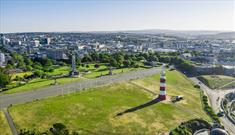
[197,75,235,89]
[3,64,146,94]
[8,70,210,134]
[3,77,82,94]
[10,71,33,80]
[78,63,146,78]
[222,81,235,89]
[0,111,12,135]
[78,63,108,71]
[46,66,70,76]
[83,67,144,78]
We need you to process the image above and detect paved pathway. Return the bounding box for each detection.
[3,109,18,135]
[218,80,235,89]
[0,67,161,109]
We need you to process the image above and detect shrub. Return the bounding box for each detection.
[170,119,211,135]
[94,64,100,68]
[194,84,200,89]
[34,70,44,78]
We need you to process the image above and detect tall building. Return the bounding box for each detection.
[0,53,6,67]
[158,67,166,100]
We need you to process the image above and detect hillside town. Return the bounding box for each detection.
[1,32,235,76]
[1,0,235,135]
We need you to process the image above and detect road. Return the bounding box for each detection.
[190,77,235,135]
[0,67,161,109]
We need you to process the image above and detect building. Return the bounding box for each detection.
[31,40,40,47]
[0,53,6,67]
[40,38,51,45]
[46,38,51,45]
[46,49,68,60]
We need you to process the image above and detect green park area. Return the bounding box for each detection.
[197,75,235,89]
[8,70,210,134]
[0,111,12,135]
[81,64,145,78]
[3,77,82,94]
[3,64,146,94]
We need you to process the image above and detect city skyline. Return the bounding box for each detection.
[0,0,235,33]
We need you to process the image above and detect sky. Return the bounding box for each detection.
[0,0,235,33]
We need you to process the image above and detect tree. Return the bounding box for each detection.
[17,60,26,69]
[0,72,10,88]
[49,123,69,135]
[94,64,100,69]
[19,123,78,135]
[149,55,159,62]
[24,58,33,66]
[90,52,99,61]
[137,56,146,61]
[76,58,81,66]
[130,60,135,67]
[34,70,44,78]
[42,58,53,67]
[26,65,33,71]
[6,64,13,69]
[81,54,92,63]
[99,53,111,63]
[19,129,37,135]
[12,52,24,63]
[123,60,131,67]
[110,58,118,67]
[33,62,43,70]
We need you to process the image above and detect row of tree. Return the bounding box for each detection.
[19,123,78,135]
[6,52,54,72]
[0,51,191,89]
[0,68,10,88]
[80,51,163,68]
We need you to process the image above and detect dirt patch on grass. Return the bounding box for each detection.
[109,110,147,128]
[148,122,168,134]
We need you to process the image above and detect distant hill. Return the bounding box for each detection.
[196,32,235,40]
[123,29,235,39]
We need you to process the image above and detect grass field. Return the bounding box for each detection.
[83,67,144,78]
[10,71,33,80]
[3,77,82,94]
[46,66,70,76]
[78,63,146,78]
[3,64,145,94]
[197,75,235,89]
[0,111,12,135]
[8,70,210,134]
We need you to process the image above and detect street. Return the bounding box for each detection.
[190,77,235,135]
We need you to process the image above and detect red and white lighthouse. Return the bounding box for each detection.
[158,68,166,100]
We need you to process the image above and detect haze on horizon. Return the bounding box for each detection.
[0,0,234,33]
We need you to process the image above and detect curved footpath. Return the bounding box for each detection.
[0,67,161,109]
